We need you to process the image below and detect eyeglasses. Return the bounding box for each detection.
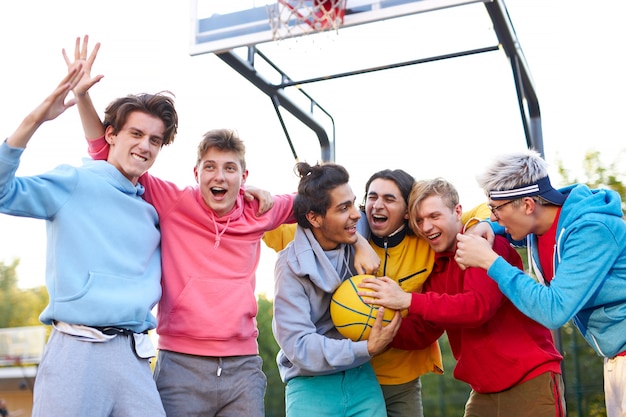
[488,200,517,218]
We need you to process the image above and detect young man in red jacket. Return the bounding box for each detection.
[359,177,566,417]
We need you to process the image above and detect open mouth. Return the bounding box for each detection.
[211,187,227,197]
[371,214,387,224]
[427,232,441,240]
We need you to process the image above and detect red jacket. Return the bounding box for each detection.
[391,236,563,393]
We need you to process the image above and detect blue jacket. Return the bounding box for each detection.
[0,141,161,333]
[488,184,626,357]
[272,226,371,383]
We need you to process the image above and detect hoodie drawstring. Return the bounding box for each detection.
[212,216,231,249]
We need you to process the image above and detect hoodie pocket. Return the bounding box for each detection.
[53,271,158,327]
[165,276,258,340]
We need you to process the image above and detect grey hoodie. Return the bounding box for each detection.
[272,226,372,383]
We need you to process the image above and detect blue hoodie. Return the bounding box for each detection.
[0,141,161,333]
[488,184,626,358]
[272,226,372,383]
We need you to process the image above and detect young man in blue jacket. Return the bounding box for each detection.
[455,149,626,417]
[0,58,178,415]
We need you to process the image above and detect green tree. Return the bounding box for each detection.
[556,149,626,215]
[0,259,47,328]
[257,294,285,417]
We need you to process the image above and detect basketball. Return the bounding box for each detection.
[330,274,398,341]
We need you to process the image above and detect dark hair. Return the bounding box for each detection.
[293,161,350,229]
[196,129,246,171]
[360,169,415,211]
[103,91,178,146]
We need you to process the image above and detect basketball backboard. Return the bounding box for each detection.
[189,0,543,163]
[190,0,489,55]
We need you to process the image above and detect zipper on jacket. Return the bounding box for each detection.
[382,238,389,276]
[398,269,427,284]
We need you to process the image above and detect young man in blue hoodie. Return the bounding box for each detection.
[455,149,626,417]
[0,60,178,415]
[272,161,401,417]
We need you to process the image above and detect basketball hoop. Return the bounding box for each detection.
[268,0,347,41]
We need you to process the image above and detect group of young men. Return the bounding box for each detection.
[1,35,625,417]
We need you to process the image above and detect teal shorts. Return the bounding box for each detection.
[285,363,386,417]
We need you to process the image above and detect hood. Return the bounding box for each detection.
[83,159,146,196]
[559,184,624,228]
[289,226,353,293]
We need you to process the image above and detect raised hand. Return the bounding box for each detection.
[62,35,103,97]
[62,35,106,140]
[7,64,84,148]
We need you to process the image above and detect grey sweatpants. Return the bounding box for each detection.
[154,350,266,417]
[32,328,165,417]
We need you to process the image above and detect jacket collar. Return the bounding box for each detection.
[370,225,408,248]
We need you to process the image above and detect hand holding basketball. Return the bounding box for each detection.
[330,275,398,341]
[367,306,401,357]
[357,276,412,311]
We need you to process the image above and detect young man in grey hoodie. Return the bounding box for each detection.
[272,161,401,417]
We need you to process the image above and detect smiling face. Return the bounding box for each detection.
[307,183,361,251]
[194,147,248,217]
[105,111,165,185]
[365,178,409,238]
[414,195,463,253]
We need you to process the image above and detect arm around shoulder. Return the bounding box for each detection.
[263,223,296,252]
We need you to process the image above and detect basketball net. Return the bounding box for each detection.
[268,0,347,41]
